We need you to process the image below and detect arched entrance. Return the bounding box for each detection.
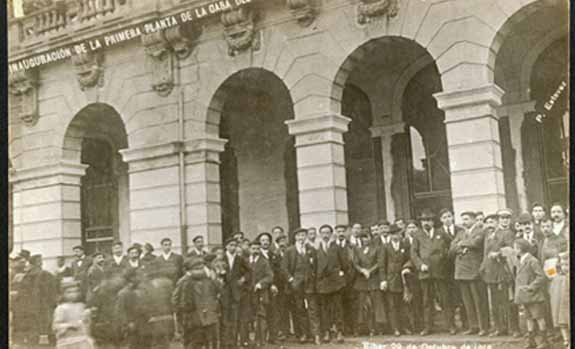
[63,104,130,255]
[338,37,452,222]
[493,0,569,210]
[211,69,299,240]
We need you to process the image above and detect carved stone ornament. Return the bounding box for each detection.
[22,0,53,15]
[286,0,317,27]
[9,69,39,127]
[220,6,260,56]
[164,21,202,60]
[357,0,399,24]
[142,31,174,97]
[71,51,104,90]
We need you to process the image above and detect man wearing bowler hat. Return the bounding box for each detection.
[410,209,455,336]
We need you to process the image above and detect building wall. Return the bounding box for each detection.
[8,0,566,270]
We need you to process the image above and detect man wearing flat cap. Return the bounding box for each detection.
[411,209,455,336]
[450,211,488,336]
[71,245,92,300]
[187,235,207,259]
[516,212,539,258]
[221,237,251,349]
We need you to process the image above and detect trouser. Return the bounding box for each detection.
[305,294,321,338]
[448,277,468,329]
[318,291,344,334]
[266,293,279,341]
[342,284,357,335]
[459,280,488,332]
[404,281,423,332]
[357,290,375,332]
[488,283,512,333]
[287,290,308,338]
[420,279,453,331]
[221,302,239,348]
[386,292,406,332]
[187,324,218,349]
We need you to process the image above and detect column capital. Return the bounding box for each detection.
[183,137,228,154]
[285,114,351,136]
[120,142,182,163]
[434,84,505,123]
[370,122,406,138]
[10,161,88,185]
[497,100,536,119]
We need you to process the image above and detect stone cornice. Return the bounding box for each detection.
[369,122,405,138]
[120,137,227,163]
[285,114,351,136]
[10,161,88,183]
[434,84,505,112]
[184,137,228,154]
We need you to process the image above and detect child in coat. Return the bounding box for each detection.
[52,278,94,349]
[513,238,548,349]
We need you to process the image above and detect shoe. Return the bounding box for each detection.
[299,335,307,344]
[336,332,344,343]
[322,332,330,343]
[404,328,412,335]
[489,331,501,337]
[463,328,478,335]
[449,328,457,335]
[420,329,430,336]
[394,330,401,337]
[512,331,521,338]
[526,333,537,349]
[314,335,321,345]
[478,330,487,337]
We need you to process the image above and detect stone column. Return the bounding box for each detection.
[497,100,536,212]
[183,137,227,246]
[370,122,406,221]
[10,161,88,271]
[285,114,351,229]
[120,142,185,250]
[434,84,506,215]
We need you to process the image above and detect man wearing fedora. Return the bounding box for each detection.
[410,209,455,336]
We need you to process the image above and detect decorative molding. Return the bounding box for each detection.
[357,0,399,24]
[434,84,505,111]
[10,161,88,184]
[8,69,39,127]
[285,114,351,136]
[220,6,259,56]
[164,22,202,60]
[71,50,104,90]
[286,0,317,27]
[142,31,175,97]
[22,0,53,16]
[119,141,182,163]
[370,122,406,138]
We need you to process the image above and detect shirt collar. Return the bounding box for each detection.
[129,259,139,267]
[162,251,172,260]
[113,255,123,263]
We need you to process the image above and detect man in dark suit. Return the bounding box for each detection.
[71,245,92,299]
[450,211,488,336]
[154,238,184,284]
[28,254,59,345]
[410,209,455,336]
[187,235,208,259]
[258,232,283,344]
[402,220,422,333]
[86,252,106,303]
[531,203,547,241]
[517,213,540,258]
[282,228,319,344]
[316,224,346,343]
[380,228,411,336]
[140,243,157,267]
[335,224,357,337]
[438,208,467,332]
[106,241,128,277]
[221,238,251,349]
[243,240,273,346]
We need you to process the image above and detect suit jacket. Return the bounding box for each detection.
[480,228,514,284]
[281,244,316,294]
[261,249,284,290]
[334,239,356,285]
[410,229,450,280]
[105,256,128,277]
[181,272,221,328]
[187,248,207,260]
[222,253,251,306]
[439,224,465,280]
[86,264,106,298]
[539,233,568,262]
[514,253,547,304]
[154,253,184,283]
[381,242,411,293]
[352,245,379,291]
[71,256,92,296]
[449,224,485,281]
[315,241,346,294]
[248,256,273,304]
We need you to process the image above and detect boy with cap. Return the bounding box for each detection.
[514,238,548,348]
[221,237,251,349]
[178,258,221,349]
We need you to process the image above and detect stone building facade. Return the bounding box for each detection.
[8,0,569,269]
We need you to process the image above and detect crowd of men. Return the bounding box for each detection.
[9,202,570,349]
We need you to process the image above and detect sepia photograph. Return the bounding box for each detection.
[6,0,570,348]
